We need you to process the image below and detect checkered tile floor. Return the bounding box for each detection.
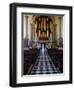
[30,48,60,75]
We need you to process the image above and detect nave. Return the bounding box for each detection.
[29,48,60,75]
[23,15,63,75]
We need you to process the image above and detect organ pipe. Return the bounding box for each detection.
[35,16,52,39]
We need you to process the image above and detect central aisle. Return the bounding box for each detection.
[30,47,60,75]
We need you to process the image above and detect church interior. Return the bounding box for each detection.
[22,14,63,75]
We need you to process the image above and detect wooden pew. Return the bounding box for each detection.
[47,48,63,73]
[24,48,39,75]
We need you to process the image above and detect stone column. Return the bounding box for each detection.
[59,17,63,47]
[26,16,28,38]
[23,16,28,47]
[59,17,62,38]
[28,16,31,40]
[55,17,60,46]
[50,22,54,43]
[34,24,36,41]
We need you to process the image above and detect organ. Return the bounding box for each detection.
[35,16,51,41]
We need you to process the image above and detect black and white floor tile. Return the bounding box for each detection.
[30,48,60,75]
